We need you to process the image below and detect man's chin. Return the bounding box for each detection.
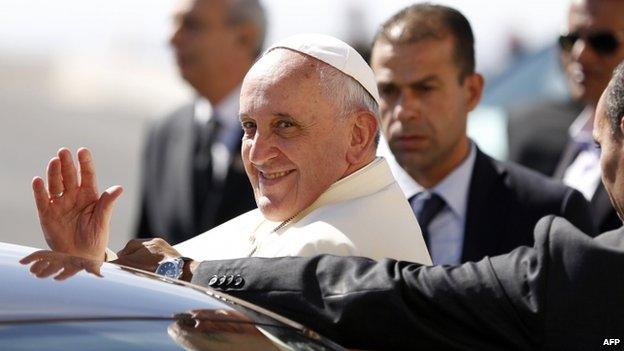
[256,197,296,222]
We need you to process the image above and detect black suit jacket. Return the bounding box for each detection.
[507,99,583,176]
[135,103,256,244]
[460,148,593,262]
[193,216,624,350]
[554,141,621,233]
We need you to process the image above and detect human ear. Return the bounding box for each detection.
[346,110,378,164]
[463,73,484,112]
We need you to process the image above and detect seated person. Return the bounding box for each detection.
[31,34,431,268]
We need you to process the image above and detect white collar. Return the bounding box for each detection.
[262,157,394,227]
[386,142,476,220]
[194,86,242,130]
[568,105,595,144]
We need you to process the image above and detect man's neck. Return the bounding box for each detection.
[410,137,471,189]
[341,154,376,179]
[194,62,251,105]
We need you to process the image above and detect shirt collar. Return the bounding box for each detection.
[264,157,394,227]
[194,85,242,131]
[427,144,476,220]
[568,106,595,144]
[405,142,476,220]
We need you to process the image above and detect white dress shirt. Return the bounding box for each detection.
[378,138,476,264]
[194,86,242,183]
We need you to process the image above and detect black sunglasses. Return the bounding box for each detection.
[558,31,623,56]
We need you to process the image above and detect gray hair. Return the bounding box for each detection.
[606,61,624,136]
[316,62,381,145]
[226,0,267,58]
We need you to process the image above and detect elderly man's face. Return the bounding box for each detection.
[372,37,480,187]
[169,0,248,92]
[593,92,624,221]
[565,0,624,107]
[238,50,353,221]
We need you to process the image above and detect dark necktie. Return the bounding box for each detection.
[410,193,446,248]
[193,116,221,229]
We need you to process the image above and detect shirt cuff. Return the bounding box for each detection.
[104,248,118,261]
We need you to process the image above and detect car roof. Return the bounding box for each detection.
[0,242,243,321]
[0,242,346,350]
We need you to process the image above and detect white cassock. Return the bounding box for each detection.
[175,157,432,264]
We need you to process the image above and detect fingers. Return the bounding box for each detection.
[37,260,64,278]
[95,185,123,229]
[28,259,50,275]
[58,148,79,193]
[77,148,98,194]
[84,260,103,277]
[32,177,50,214]
[117,238,150,257]
[46,157,64,198]
[20,250,104,280]
[54,265,82,281]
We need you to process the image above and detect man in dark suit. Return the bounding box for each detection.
[185,60,624,350]
[23,62,624,350]
[136,0,267,243]
[550,0,624,233]
[373,4,593,264]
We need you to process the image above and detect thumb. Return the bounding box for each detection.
[95,185,123,225]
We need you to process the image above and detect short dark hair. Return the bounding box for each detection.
[373,3,475,82]
[606,61,624,135]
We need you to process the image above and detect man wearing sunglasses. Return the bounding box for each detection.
[554,0,624,233]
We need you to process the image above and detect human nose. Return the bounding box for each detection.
[169,22,183,48]
[393,90,420,122]
[571,37,600,67]
[247,131,279,166]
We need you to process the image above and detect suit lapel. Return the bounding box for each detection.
[197,129,245,229]
[461,149,509,262]
[167,105,196,236]
[553,141,582,180]
[591,183,619,232]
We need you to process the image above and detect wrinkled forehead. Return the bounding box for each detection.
[246,49,322,81]
[241,49,328,98]
[240,49,332,110]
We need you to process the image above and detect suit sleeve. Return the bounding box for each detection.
[134,121,157,238]
[191,223,554,350]
[559,188,596,236]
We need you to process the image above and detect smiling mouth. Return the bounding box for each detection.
[260,170,294,180]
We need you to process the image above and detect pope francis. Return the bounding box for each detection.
[31,34,431,274]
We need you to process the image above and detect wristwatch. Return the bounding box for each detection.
[155,257,191,279]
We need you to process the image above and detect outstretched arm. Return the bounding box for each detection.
[32,147,123,260]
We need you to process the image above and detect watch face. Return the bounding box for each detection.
[156,261,179,279]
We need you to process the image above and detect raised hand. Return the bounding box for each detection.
[32,147,123,260]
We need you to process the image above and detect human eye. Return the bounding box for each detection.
[413,83,436,93]
[378,83,398,97]
[275,120,295,129]
[594,141,601,150]
[240,119,256,137]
